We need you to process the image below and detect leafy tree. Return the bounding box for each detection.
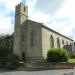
[0,35,12,67]
[0,34,20,69]
[0,34,13,52]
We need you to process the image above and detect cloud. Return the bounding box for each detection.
[34,0,65,15]
[46,18,74,35]
[55,0,75,18]
[0,0,22,12]
[0,0,22,17]
[29,10,50,23]
[0,0,22,34]
[0,16,14,34]
[0,0,75,41]
[26,0,75,40]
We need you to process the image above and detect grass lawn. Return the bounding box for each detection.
[68,59,75,63]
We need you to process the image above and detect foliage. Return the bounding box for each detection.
[5,53,20,69]
[68,58,75,63]
[69,52,75,58]
[0,34,20,69]
[0,34,13,52]
[0,35,12,67]
[47,48,69,62]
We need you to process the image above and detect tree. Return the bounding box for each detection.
[0,35,12,67]
[0,34,20,69]
[0,34,13,52]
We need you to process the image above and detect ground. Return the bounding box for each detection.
[0,69,74,75]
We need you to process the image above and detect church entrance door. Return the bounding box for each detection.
[22,52,25,61]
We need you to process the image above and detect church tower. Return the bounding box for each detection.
[15,2,28,27]
[13,3,28,60]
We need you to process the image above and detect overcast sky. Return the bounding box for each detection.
[0,0,75,40]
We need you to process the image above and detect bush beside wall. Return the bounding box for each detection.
[47,48,69,62]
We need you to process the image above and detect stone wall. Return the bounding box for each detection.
[23,62,75,70]
[23,20,43,62]
[48,63,75,69]
[41,27,74,59]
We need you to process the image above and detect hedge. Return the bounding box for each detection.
[47,48,69,62]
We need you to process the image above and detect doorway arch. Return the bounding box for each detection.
[22,52,25,61]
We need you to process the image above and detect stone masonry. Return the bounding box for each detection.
[13,3,74,62]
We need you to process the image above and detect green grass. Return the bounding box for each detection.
[68,59,75,63]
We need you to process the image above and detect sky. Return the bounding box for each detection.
[0,0,75,40]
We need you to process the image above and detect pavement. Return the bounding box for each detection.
[0,69,74,75]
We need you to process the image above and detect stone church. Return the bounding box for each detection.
[13,3,74,62]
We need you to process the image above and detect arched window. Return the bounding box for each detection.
[66,41,68,45]
[22,52,25,61]
[31,30,36,46]
[50,35,54,48]
[24,7,25,12]
[62,40,64,45]
[57,38,60,48]
[70,43,72,46]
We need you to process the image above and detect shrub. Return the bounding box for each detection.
[47,48,69,62]
[70,52,75,58]
[5,54,20,69]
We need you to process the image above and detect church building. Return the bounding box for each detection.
[13,3,74,62]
